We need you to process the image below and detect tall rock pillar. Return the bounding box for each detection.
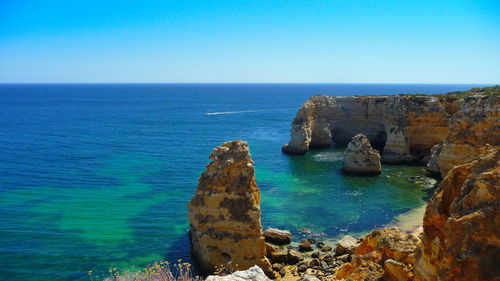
[188,140,272,274]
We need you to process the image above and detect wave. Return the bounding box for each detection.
[312,151,344,162]
[205,109,269,115]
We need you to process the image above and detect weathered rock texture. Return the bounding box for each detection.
[335,235,358,256]
[282,95,450,164]
[206,265,271,281]
[282,95,386,155]
[331,228,420,281]
[427,95,500,176]
[343,134,381,175]
[188,140,272,274]
[414,149,500,281]
[263,228,292,245]
[382,96,449,163]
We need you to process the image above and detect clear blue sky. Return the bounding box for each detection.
[0,0,499,83]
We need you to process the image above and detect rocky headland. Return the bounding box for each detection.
[192,86,499,281]
[282,86,500,171]
[426,94,500,176]
[281,94,450,164]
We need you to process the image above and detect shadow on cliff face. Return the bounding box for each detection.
[331,129,387,153]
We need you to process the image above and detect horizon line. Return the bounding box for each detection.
[0,82,497,85]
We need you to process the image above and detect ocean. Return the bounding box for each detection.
[0,84,484,281]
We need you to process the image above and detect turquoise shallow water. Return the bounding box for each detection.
[0,84,482,281]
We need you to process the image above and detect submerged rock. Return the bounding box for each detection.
[188,140,272,274]
[206,265,271,281]
[342,134,382,175]
[415,149,500,281]
[299,240,314,252]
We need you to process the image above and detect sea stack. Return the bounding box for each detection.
[343,134,382,175]
[187,140,272,274]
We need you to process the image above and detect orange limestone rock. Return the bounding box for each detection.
[187,140,272,274]
[326,227,419,281]
[382,96,449,164]
[331,228,420,281]
[427,94,500,176]
[414,149,500,281]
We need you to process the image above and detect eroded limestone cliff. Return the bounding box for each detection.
[382,96,449,163]
[414,149,500,281]
[282,95,449,164]
[188,140,272,274]
[427,94,500,176]
[282,95,387,155]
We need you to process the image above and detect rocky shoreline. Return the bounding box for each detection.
[189,86,499,281]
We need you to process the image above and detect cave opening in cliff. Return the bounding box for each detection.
[330,129,387,153]
[371,130,388,152]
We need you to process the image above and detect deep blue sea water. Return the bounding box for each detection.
[0,84,485,281]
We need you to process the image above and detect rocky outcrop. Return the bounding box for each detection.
[331,228,420,281]
[282,95,450,164]
[206,266,271,281]
[427,95,500,176]
[282,95,387,155]
[343,134,381,175]
[263,228,292,245]
[335,235,358,256]
[414,149,500,281]
[382,96,449,163]
[188,140,272,274]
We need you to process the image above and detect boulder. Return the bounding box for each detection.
[264,243,278,254]
[321,246,333,252]
[342,134,382,175]
[298,240,314,252]
[287,250,304,264]
[188,140,271,274]
[267,250,288,264]
[206,265,271,281]
[309,258,321,267]
[263,228,291,245]
[272,263,284,272]
[335,235,358,255]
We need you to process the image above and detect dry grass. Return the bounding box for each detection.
[89,261,202,281]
